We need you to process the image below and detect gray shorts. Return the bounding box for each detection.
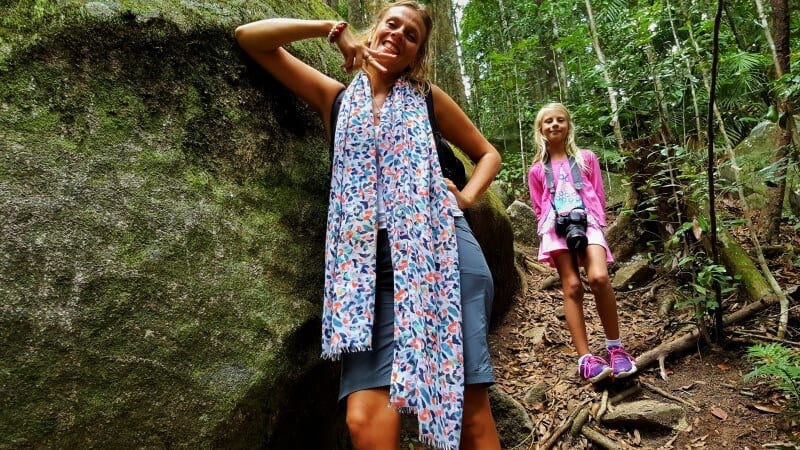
[339,216,495,401]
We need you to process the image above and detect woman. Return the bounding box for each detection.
[235,2,502,449]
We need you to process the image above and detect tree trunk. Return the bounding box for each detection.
[428,0,467,106]
[345,0,368,30]
[756,0,795,244]
[667,0,703,148]
[496,0,527,182]
[683,2,789,337]
[584,0,624,151]
[325,0,338,11]
[551,11,569,100]
[645,46,674,144]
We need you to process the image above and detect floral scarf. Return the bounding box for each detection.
[321,72,464,450]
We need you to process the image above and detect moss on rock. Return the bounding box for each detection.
[0,1,345,447]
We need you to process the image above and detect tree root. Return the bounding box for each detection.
[636,296,780,373]
[535,399,592,450]
[580,425,620,450]
[640,380,701,412]
[533,297,779,449]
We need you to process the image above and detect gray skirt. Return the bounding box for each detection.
[339,216,495,401]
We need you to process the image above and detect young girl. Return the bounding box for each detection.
[528,103,636,383]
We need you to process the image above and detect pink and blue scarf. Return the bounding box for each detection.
[321,72,464,450]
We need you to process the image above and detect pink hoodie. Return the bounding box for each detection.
[528,149,607,234]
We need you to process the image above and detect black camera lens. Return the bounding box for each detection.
[555,208,588,252]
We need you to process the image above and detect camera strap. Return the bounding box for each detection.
[544,156,585,212]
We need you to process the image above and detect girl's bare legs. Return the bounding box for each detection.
[346,388,400,450]
[552,251,591,356]
[461,385,501,450]
[583,244,620,340]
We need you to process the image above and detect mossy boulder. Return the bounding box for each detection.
[721,120,796,213]
[0,1,519,448]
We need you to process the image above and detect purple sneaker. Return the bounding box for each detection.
[608,346,637,379]
[579,355,613,383]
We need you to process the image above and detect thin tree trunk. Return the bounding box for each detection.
[756,0,797,243]
[345,0,367,30]
[429,0,467,106]
[496,0,526,182]
[667,0,703,148]
[584,0,624,151]
[756,0,782,77]
[759,0,794,337]
[707,0,724,341]
[645,46,674,144]
[551,10,568,100]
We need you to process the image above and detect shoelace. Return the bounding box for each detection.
[582,355,609,378]
[609,347,635,367]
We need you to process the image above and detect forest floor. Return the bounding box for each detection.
[489,220,800,449]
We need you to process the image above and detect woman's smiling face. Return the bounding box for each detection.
[371,6,427,74]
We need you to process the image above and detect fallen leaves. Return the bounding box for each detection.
[709,405,728,420]
[750,403,782,414]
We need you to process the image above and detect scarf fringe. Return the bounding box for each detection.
[320,344,372,361]
[418,434,458,450]
[392,406,459,450]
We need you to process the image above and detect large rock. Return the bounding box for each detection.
[0,1,519,448]
[506,200,537,246]
[721,120,796,213]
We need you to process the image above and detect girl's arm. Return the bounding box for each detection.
[528,166,545,218]
[431,85,501,210]
[235,19,358,125]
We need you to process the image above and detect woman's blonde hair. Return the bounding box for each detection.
[532,102,585,169]
[364,0,433,92]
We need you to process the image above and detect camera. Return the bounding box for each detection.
[555,208,588,252]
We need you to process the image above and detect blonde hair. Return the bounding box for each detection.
[532,102,585,169]
[364,0,433,92]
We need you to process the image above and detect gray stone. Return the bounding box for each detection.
[524,382,550,405]
[489,385,535,449]
[602,399,689,431]
[611,258,655,291]
[507,200,538,246]
[490,179,514,207]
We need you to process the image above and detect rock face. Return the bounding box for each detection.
[506,200,537,247]
[0,2,519,448]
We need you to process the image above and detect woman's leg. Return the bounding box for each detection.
[583,244,619,340]
[346,388,400,450]
[460,385,501,450]
[552,251,590,356]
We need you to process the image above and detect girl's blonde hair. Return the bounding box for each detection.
[532,102,585,169]
[364,0,433,93]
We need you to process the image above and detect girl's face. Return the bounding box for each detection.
[540,108,569,145]
[371,6,427,74]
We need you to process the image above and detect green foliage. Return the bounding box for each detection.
[744,343,800,403]
[672,250,739,321]
[459,0,798,168]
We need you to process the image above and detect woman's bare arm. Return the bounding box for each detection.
[431,85,502,209]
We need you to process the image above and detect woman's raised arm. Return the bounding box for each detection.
[235,19,347,121]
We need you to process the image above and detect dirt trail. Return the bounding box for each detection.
[490,241,799,449]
